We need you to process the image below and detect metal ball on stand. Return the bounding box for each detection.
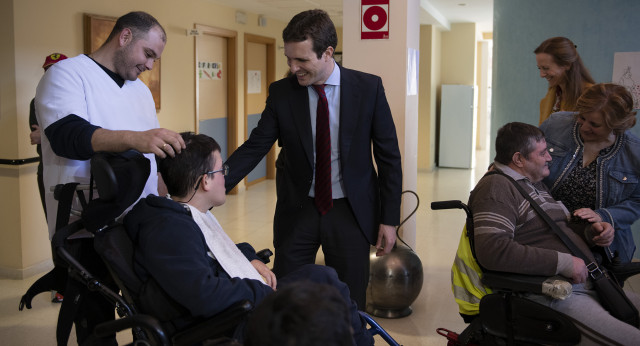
[366,191,423,318]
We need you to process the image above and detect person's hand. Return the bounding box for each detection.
[375,224,397,256]
[92,128,186,158]
[573,208,602,223]
[590,222,614,247]
[251,259,277,290]
[130,128,186,158]
[570,256,588,284]
[30,124,41,145]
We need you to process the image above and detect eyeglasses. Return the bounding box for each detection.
[204,164,229,177]
[188,164,229,203]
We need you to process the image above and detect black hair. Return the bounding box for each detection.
[494,122,545,165]
[105,11,167,45]
[282,9,338,59]
[244,281,353,346]
[157,132,220,198]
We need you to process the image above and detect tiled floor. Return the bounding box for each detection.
[3,150,638,345]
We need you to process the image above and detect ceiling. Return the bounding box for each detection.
[207,0,494,34]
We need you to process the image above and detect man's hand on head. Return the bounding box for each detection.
[131,128,186,158]
[92,128,186,158]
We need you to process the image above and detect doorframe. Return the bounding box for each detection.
[194,24,238,157]
[244,33,276,187]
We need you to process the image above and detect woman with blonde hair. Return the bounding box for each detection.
[541,83,640,263]
[535,37,595,124]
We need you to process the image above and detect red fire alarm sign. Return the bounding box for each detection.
[361,0,389,39]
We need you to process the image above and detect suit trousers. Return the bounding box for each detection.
[273,197,371,309]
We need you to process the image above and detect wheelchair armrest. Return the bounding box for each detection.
[171,300,253,346]
[608,261,640,284]
[94,314,170,346]
[51,220,84,252]
[482,271,572,299]
[256,248,273,264]
[482,271,548,294]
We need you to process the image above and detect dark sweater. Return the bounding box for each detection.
[469,163,594,278]
[124,195,272,327]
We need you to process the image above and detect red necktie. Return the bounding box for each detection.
[312,84,332,215]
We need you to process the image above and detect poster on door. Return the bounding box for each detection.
[247,70,262,94]
[198,61,223,80]
[361,0,389,40]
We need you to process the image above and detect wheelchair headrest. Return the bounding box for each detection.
[82,150,150,233]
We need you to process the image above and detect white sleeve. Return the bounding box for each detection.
[35,63,89,130]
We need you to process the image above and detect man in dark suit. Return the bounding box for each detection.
[225,9,402,308]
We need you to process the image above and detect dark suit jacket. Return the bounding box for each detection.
[225,65,402,245]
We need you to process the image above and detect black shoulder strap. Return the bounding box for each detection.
[54,182,80,231]
[486,171,603,277]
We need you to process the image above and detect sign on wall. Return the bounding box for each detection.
[612,52,640,109]
[361,0,389,40]
[198,61,223,80]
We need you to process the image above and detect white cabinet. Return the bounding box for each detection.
[438,85,477,169]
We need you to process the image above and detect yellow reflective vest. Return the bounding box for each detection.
[451,224,492,317]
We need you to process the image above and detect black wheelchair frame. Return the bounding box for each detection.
[20,151,400,345]
[431,199,640,346]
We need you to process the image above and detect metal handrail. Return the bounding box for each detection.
[0,157,39,165]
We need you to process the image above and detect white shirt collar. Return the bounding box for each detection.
[493,161,529,182]
[324,60,341,86]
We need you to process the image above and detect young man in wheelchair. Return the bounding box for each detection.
[468,122,640,343]
[124,132,373,345]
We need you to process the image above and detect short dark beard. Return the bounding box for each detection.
[113,40,137,81]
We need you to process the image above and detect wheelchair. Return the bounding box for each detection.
[19,150,399,345]
[431,199,640,346]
